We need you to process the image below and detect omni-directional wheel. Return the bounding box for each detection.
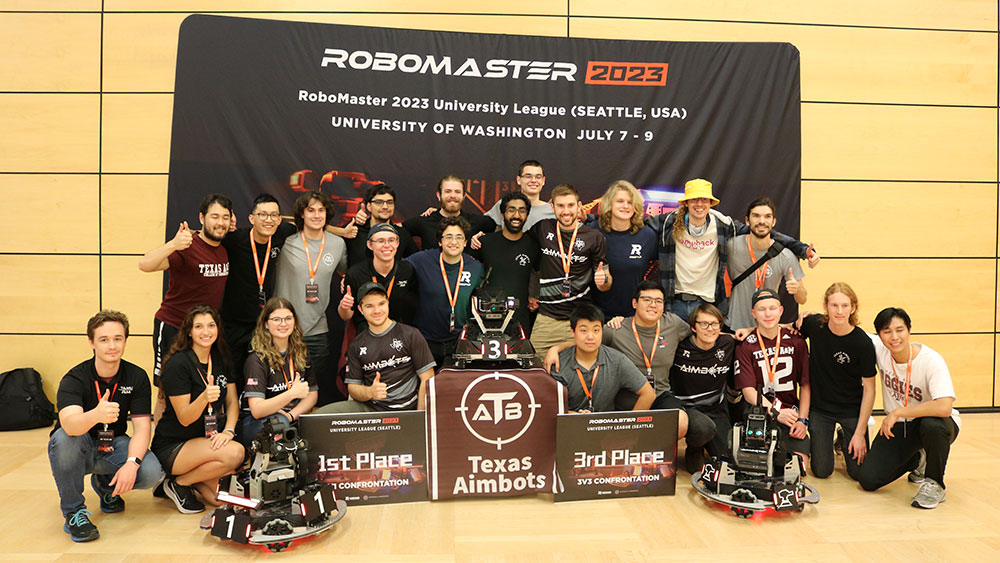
[267,541,292,552]
[731,507,753,518]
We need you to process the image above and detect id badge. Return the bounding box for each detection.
[305,283,320,303]
[204,413,218,438]
[560,277,572,297]
[258,287,266,309]
[449,310,455,332]
[97,427,114,453]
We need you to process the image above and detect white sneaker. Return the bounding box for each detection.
[911,478,946,509]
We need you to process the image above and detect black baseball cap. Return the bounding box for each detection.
[356,281,387,301]
[367,223,398,240]
[751,287,781,307]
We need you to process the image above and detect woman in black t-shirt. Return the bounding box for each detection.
[236,297,317,447]
[151,305,244,514]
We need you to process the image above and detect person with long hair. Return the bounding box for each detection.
[588,180,659,318]
[796,283,876,481]
[236,298,318,446]
[150,305,243,514]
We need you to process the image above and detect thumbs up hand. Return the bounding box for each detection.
[593,261,608,287]
[343,217,359,239]
[370,372,388,400]
[172,221,193,251]
[288,373,309,399]
[95,389,120,424]
[203,374,221,404]
[806,244,821,269]
[339,285,355,311]
[785,268,800,295]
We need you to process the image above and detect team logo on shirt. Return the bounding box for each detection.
[631,244,642,257]
[322,253,335,266]
[546,232,555,241]
[682,349,691,358]
[715,349,726,361]
[391,338,404,351]
[574,239,585,250]
[397,280,408,287]
[459,271,473,286]
[746,334,757,344]
[359,346,368,356]
[118,386,133,395]
[270,248,280,259]
[515,254,530,266]
[834,351,850,365]
[765,265,774,278]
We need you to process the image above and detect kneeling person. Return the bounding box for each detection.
[236,297,318,447]
[318,282,436,412]
[49,310,164,542]
[550,304,655,412]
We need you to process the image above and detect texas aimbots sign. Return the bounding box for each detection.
[426,368,565,500]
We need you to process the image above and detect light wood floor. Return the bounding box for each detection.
[5,414,999,561]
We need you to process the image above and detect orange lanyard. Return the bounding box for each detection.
[556,222,580,278]
[745,236,769,290]
[373,270,396,299]
[196,355,214,415]
[631,318,660,378]
[300,232,326,283]
[251,231,272,292]
[755,328,782,387]
[439,252,464,317]
[889,345,913,407]
[576,365,599,409]
[279,353,295,389]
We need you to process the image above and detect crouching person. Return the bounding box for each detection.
[236,297,318,447]
[49,310,164,542]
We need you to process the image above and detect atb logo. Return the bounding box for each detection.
[456,372,541,450]
[834,351,850,365]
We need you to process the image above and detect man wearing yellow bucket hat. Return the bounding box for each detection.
[645,179,819,322]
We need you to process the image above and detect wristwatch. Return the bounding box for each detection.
[796,417,810,427]
[126,456,142,466]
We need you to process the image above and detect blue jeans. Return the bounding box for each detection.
[48,428,163,516]
[670,296,711,324]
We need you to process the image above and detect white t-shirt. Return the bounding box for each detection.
[870,336,961,428]
[674,217,718,301]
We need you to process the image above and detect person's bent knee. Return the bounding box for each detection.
[221,442,245,469]
[919,416,951,439]
[134,454,165,489]
[810,459,834,479]
[677,410,689,438]
[48,428,89,467]
[857,470,881,492]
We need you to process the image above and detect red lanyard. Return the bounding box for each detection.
[631,318,660,379]
[755,328,782,386]
[575,365,600,407]
[196,355,214,415]
[556,222,580,278]
[251,231,272,292]
[889,345,913,407]
[745,236,769,290]
[439,252,464,317]
[301,232,326,283]
[93,381,118,403]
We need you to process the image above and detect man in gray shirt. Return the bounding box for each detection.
[725,196,807,330]
[550,304,654,412]
[274,190,347,406]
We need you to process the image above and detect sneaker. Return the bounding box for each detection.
[908,449,927,484]
[64,508,99,542]
[163,478,205,514]
[92,474,125,513]
[912,478,946,509]
[833,425,845,456]
[152,475,167,498]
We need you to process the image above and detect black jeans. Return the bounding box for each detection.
[810,409,867,480]
[858,416,959,490]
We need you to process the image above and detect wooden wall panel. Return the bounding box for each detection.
[0,14,101,92]
[569,18,998,106]
[569,0,999,32]
[0,336,94,403]
[103,1,568,14]
[0,94,99,173]
[101,175,168,254]
[799,259,995,334]
[0,256,99,334]
[100,94,173,173]
[914,334,995,409]
[802,104,998,182]
[0,1,101,10]
[800,181,999,258]
[100,256,165,339]
[0,174,99,254]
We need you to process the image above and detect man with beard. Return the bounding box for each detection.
[139,194,232,388]
[346,184,418,263]
[473,192,540,337]
[339,223,418,329]
[219,194,297,394]
[274,190,348,406]
[404,175,496,250]
[725,196,807,330]
[484,160,555,231]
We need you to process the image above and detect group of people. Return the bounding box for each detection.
[47,161,960,543]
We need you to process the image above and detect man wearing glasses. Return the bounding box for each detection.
[405,216,484,366]
[338,223,418,330]
[484,159,555,231]
[219,194,297,394]
[472,192,540,337]
[403,175,496,250]
[347,184,418,264]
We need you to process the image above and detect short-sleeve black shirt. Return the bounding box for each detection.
[346,321,436,411]
[152,349,232,447]
[54,358,152,439]
[241,351,318,412]
[220,222,296,325]
[472,231,541,334]
[343,259,418,329]
[669,334,736,416]
[346,222,419,265]
[800,315,876,418]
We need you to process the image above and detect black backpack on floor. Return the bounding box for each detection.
[0,368,57,430]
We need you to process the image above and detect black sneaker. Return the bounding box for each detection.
[64,508,99,542]
[163,478,205,514]
[834,425,845,456]
[92,474,125,513]
[152,475,167,498]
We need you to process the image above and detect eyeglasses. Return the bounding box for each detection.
[441,234,466,242]
[520,174,543,180]
[504,207,529,216]
[637,296,664,305]
[369,199,394,208]
[370,237,399,246]
[268,316,294,325]
[695,321,721,329]
[255,212,281,221]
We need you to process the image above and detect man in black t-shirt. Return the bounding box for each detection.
[339,223,418,329]
[403,174,496,250]
[473,191,540,337]
[319,282,436,412]
[347,184,419,263]
[220,193,297,391]
[48,310,164,542]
